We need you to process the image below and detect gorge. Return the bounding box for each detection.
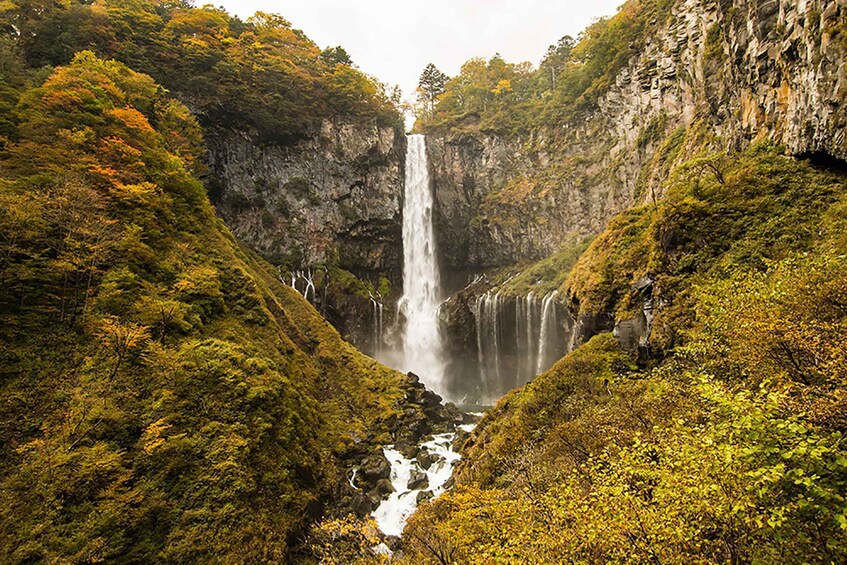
[1,0,847,563]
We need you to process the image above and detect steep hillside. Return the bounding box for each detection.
[0,51,413,562]
[2,0,408,354]
[403,141,847,564]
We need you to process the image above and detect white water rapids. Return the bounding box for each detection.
[372,432,465,537]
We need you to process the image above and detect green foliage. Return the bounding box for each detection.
[417,62,450,116]
[566,141,847,349]
[2,0,403,141]
[418,0,677,134]
[0,53,408,562]
[481,238,592,298]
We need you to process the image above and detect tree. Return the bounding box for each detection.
[418,62,448,113]
[320,45,353,67]
[541,35,575,90]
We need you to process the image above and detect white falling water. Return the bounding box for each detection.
[537,291,559,374]
[525,292,538,378]
[398,134,444,392]
[475,294,486,386]
[370,296,384,355]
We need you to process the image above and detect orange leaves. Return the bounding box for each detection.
[107,107,154,135]
[40,88,88,112]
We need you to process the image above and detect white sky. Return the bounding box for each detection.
[215,0,623,103]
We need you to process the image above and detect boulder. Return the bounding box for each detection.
[407,470,429,491]
[374,478,395,496]
[395,440,419,460]
[416,450,436,470]
[351,494,374,517]
[361,452,391,483]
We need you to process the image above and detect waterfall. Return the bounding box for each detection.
[527,293,538,378]
[284,269,316,303]
[370,296,384,355]
[398,134,444,392]
[475,294,486,386]
[537,291,559,374]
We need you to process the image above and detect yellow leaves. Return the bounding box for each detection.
[173,266,221,296]
[57,126,96,149]
[141,418,172,453]
[307,516,389,564]
[491,78,512,96]
[96,316,151,361]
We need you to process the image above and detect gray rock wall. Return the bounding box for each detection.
[427,0,847,280]
[206,120,406,278]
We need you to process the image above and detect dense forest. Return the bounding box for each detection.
[0,2,411,562]
[1,0,401,143]
[414,0,677,135]
[2,0,847,563]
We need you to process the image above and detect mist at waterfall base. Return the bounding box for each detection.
[364,134,572,406]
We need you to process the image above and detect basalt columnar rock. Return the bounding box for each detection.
[206,119,406,277]
[426,0,847,282]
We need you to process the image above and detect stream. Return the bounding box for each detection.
[372,425,476,537]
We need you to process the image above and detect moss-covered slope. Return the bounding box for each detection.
[402,141,847,563]
[0,52,408,563]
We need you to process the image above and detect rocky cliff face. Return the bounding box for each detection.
[428,0,847,281]
[206,120,406,277]
[429,0,847,378]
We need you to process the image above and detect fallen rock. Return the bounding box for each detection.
[416,449,436,470]
[416,490,434,504]
[374,478,395,496]
[361,452,391,483]
[395,440,419,459]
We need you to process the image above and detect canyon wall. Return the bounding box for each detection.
[204,120,406,354]
[206,120,406,278]
[428,0,847,280]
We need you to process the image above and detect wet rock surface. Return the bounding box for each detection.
[335,372,477,519]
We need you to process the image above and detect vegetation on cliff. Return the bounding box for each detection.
[2,0,402,142]
[402,140,847,563]
[0,51,410,562]
[415,0,675,135]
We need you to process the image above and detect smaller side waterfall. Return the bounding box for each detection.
[537,291,559,374]
[370,296,385,356]
[471,290,572,402]
[283,268,319,303]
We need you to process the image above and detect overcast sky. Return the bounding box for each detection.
[215,0,623,102]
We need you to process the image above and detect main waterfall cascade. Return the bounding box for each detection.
[368,135,574,538]
[284,136,574,405]
[396,134,445,392]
